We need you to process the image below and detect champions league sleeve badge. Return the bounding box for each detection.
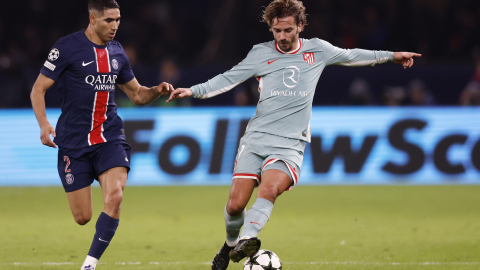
[48,48,60,61]
[111,59,118,70]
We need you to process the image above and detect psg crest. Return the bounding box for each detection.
[111,59,118,70]
[66,173,74,185]
[48,48,60,61]
[303,52,315,65]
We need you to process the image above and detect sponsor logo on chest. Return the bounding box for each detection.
[85,75,118,90]
[83,47,119,90]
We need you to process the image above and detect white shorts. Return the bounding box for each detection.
[232,132,305,190]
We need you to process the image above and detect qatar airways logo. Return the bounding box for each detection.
[85,75,117,90]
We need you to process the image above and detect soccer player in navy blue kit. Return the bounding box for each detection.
[30,1,173,269]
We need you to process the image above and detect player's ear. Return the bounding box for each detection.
[298,22,303,33]
[89,12,97,25]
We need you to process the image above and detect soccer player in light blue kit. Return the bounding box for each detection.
[167,0,421,269]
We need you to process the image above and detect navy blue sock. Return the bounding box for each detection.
[87,212,119,259]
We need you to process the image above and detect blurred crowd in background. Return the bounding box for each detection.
[1,0,480,108]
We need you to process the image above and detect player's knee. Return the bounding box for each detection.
[226,200,246,216]
[104,191,123,208]
[74,214,91,225]
[261,186,282,202]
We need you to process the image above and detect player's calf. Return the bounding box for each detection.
[81,212,119,269]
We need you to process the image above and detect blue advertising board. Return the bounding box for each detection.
[1,107,479,186]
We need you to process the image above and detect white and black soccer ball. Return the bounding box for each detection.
[244,249,282,270]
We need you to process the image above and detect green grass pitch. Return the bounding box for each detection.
[1,185,480,270]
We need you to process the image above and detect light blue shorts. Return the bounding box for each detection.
[232,132,306,190]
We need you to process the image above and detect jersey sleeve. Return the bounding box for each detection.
[40,39,73,81]
[117,47,135,84]
[190,45,261,99]
[321,40,393,67]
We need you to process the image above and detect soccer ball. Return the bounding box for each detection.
[243,249,282,270]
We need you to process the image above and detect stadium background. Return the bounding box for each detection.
[1,0,479,185]
[1,1,480,269]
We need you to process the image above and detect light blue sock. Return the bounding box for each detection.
[240,198,274,238]
[224,206,246,246]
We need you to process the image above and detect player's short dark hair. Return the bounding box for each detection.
[88,0,120,14]
[261,0,307,29]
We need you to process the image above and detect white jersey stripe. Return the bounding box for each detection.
[105,47,111,72]
[88,92,97,146]
[193,81,243,99]
[93,47,99,73]
[337,56,390,67]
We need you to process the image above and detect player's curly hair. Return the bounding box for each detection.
[88,0,120,14]
[261,0,307,29]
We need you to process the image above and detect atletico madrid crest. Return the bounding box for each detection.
[303,52,315,65]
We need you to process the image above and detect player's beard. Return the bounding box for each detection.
[278,30,299,52]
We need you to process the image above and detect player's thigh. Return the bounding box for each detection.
[257,168,292,202]
[98,166,128,199]
[262,157,300,188]
[58,148,95,223]
[93,142,131,198]
[66,186,93,225]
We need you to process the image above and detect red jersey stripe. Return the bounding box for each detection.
[89,91,109,146]
[94,47,111,73]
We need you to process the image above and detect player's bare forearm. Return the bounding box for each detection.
[31,89,49,126]
[31,74,57,148]
[393,52,422,69]
[166,88,192,103]
[135,83,172,105]
[119,78,173,105]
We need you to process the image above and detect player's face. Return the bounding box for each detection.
[271,16,303,52]
[92,8,121,43]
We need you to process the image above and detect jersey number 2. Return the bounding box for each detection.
[64,156,71,173]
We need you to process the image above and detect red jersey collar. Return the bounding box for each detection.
[275,39,302,54]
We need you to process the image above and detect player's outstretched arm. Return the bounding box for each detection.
[31,73,57,148]
[166,88,192,103]
[118,78,174,105]
[392,52,422,69]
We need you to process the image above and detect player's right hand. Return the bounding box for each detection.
[40,123,57,148]
[166,88,193,103]
[158,82,174,96]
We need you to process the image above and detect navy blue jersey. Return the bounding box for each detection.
[40,31,135,149]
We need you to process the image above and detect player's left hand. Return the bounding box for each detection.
[157,82,174,95]
[166,88,193,103]
[393,52,422,69]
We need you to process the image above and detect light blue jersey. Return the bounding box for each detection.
[191,38,393,142]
